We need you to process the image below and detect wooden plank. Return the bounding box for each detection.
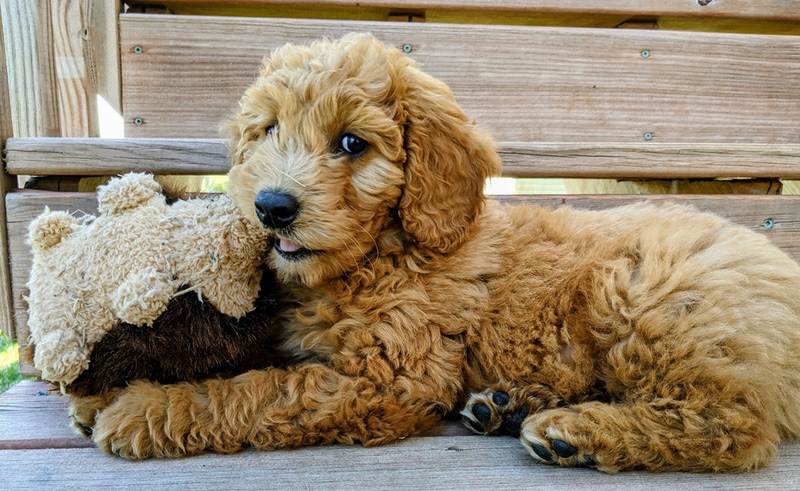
[0,0,60,137]
[51,0,123,137]
[91,0,122,115]
[50,0,96,137]
[0,0,118,138]
[3,380,800,488]
[2,436,800,489]
[125,0,800,21]
[500,143,800,179]
[0,6,18,342]
[8,138,800,179]
[8,138,800,180]
[119,15,800,142]
[5,381,800,490]
[0,380,91,449]
[5,137,231,175]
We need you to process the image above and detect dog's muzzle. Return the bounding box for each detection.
[254,190,299,229]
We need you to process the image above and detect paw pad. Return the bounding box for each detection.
[472,403,492,425]
[530,443,554,462]
[461,390,528,437]
[522,430,596,469]
[552,439,578,458]
[492,391,510,407]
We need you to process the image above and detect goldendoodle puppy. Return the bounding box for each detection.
[88,33,800,472]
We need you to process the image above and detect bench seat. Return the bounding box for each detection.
[3,380,800,489]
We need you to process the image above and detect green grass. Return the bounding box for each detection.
[0,330,23,394]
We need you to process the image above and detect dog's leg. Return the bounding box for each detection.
[460,382,566,436]
[91,364,456,459]
[518,395,778,473]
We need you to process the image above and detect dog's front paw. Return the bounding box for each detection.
[521,410,595,468]
[92,381,183,459]
[68,388,125,436]
[461,383,564,437]
[520,405,621,472]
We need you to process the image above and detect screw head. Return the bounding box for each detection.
[644,132,653,141]
[403,44,413,53]
[641,50,650,58]
[133,117,143,126]
[133,45,143,54]
[763,218,775,229]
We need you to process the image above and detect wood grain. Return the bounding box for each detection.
[50,0,96,137]
[0,380,91,449]
[0,7,18,341]
[499,143,800,179]
[90,0,122,114]
[124,0,800,21]
[9,138,800,180]
[5,137,231,175]
[119,15,800,143]
[0,0,60,137]
[2,383,800,490]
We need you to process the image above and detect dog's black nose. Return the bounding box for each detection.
[254,190,299,229]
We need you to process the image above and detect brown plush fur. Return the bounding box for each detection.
[82,33,800,472]
[66,270,285,399]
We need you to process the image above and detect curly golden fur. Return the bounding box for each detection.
[84,33,800,472]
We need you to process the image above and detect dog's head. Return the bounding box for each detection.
[226,33,501,286]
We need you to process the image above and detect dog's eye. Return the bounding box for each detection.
[337,134,368,158]
[265,124,278,136]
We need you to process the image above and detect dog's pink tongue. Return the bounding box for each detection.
[279,238,302,252]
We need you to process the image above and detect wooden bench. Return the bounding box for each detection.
[2,1,800,487]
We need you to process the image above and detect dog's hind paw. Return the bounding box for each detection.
[460,383,563,437]
[520,415,598,469]
[461,389,527,436]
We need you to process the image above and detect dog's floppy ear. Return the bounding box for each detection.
[398,65,502,254]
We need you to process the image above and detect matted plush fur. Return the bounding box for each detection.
[80,33,800,472]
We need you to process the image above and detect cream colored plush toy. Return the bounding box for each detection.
[26,173,270,387]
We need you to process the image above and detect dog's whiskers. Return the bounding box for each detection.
[349,230,376,271]
[338,237,361,276]
[280,170,306,188]
[355,223,380,258]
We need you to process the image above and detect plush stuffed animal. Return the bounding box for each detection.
[25,173,283,395]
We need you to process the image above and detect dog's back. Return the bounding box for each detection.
[460,199,800,471]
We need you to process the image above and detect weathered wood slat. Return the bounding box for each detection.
[119,15,800,142]
[125,0,800,21]
[2,383,800,490]
[5,442,800,490]
[9,191,800,362]
[0,6,17,341]
[5,137,231,176]
[9,138,800,179]
[0,381,92,450]
[497,143,800,179]
[0,0,59,138]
